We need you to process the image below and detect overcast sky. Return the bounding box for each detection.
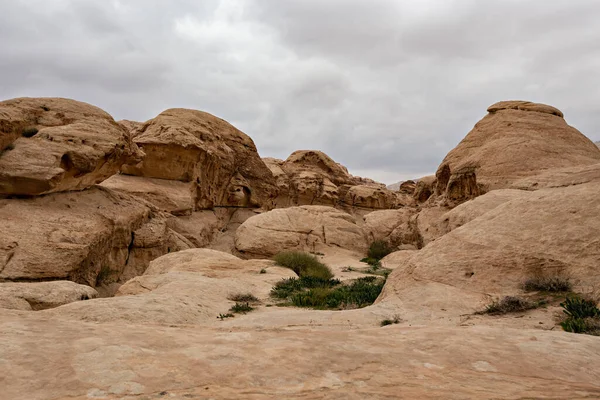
[1,0,599,183]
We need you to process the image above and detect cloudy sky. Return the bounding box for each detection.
[1,0,599,183]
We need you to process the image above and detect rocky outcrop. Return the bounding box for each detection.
[100,174,195,216]
[122,108,278,210]
[434,101,600,203]
[0,186,189,292]
[0,281,97,310]
[378,180,600,324]
[44,249,295,325]
[0,97,140,196]
[414,175,435,203]
[235,205,367,257]
[265,150,399,212]
[363,209,422,250]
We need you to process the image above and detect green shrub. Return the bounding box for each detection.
[360,257,381,269]
[228,293,259,303]
[229,302,254,314]
[270,276,340,299]
[367,240,392,261]
[217,313,234,320]
[560,296,600,319]
[273,251,333,280]
[522,275,572,292]
[290,277,385,310]
[478,296,538,315]
[560,296,600,335]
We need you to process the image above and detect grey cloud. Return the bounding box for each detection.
[1,0,599,183]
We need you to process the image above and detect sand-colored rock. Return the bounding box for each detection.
[235,205,367,257]
[0,281,97,311]
[100,174,194,215]
[378,181,600,324]
[2,311,600,399]
[414,175,435,203]
[268,150,398,212]
[510,162,600,191]
[363,209,421,250]
[0,97,141,195]
[435,101,600,202]
[121,108,278,209]
[342,184,397,210]
[44,249,295,325]
[430,189,533,237]
[0,186,187,288]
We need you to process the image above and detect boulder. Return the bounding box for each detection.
[234,205,367,257]
[0,281,97,311]
[0,97,140,195]
[121,108,278,209]
[398,180,416,195]
[363,209,421,250]
[435,101,600,202]
[0,186,188,290]
[378,181,600,324]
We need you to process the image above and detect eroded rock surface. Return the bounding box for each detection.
[0,281,97,311]
[434,101,600,202]
[121,108,278,209]
[0,97,140,195]
[0,186,188,290]
[235,205,367,257]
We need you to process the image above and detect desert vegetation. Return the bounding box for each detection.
[273,251,333,280]
[477,296,544,315]
[560,295,600,335]
[522,272,573,293]
[360,240,392,269]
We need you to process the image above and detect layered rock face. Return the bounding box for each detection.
[122,108,278,210]
[434,100,600,204]
[0,186,190,293]
[0,97,140,196]
[264,150,404,212]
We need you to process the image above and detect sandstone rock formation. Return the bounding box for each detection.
[0,97,140,196]
[44,249,295,325]
[434,101,600,204]
[363,209,422,250]
[265,150,400,211]
[0,281,97,311]
[121,108,278,210]
[414,175,436,203]
[235,205,367,257]
[378,180,600,324]
[0,186,189,292]
[2,312,600,399]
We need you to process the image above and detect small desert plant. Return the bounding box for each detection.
[522,273,572,293]
[273,251,333,280]
[367,240,392,261]
[217,313,234,320]
[560,296,600,335]
[560,296,600,319]
[380,315,402,326]
[270,276,340,299]
[290,276,385,310]
[478,296,538,315]
[229,302,254,314]
[228,293,259,303]
[259,268,267,274]
[21,127,38,138]
[360,257,381,269]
